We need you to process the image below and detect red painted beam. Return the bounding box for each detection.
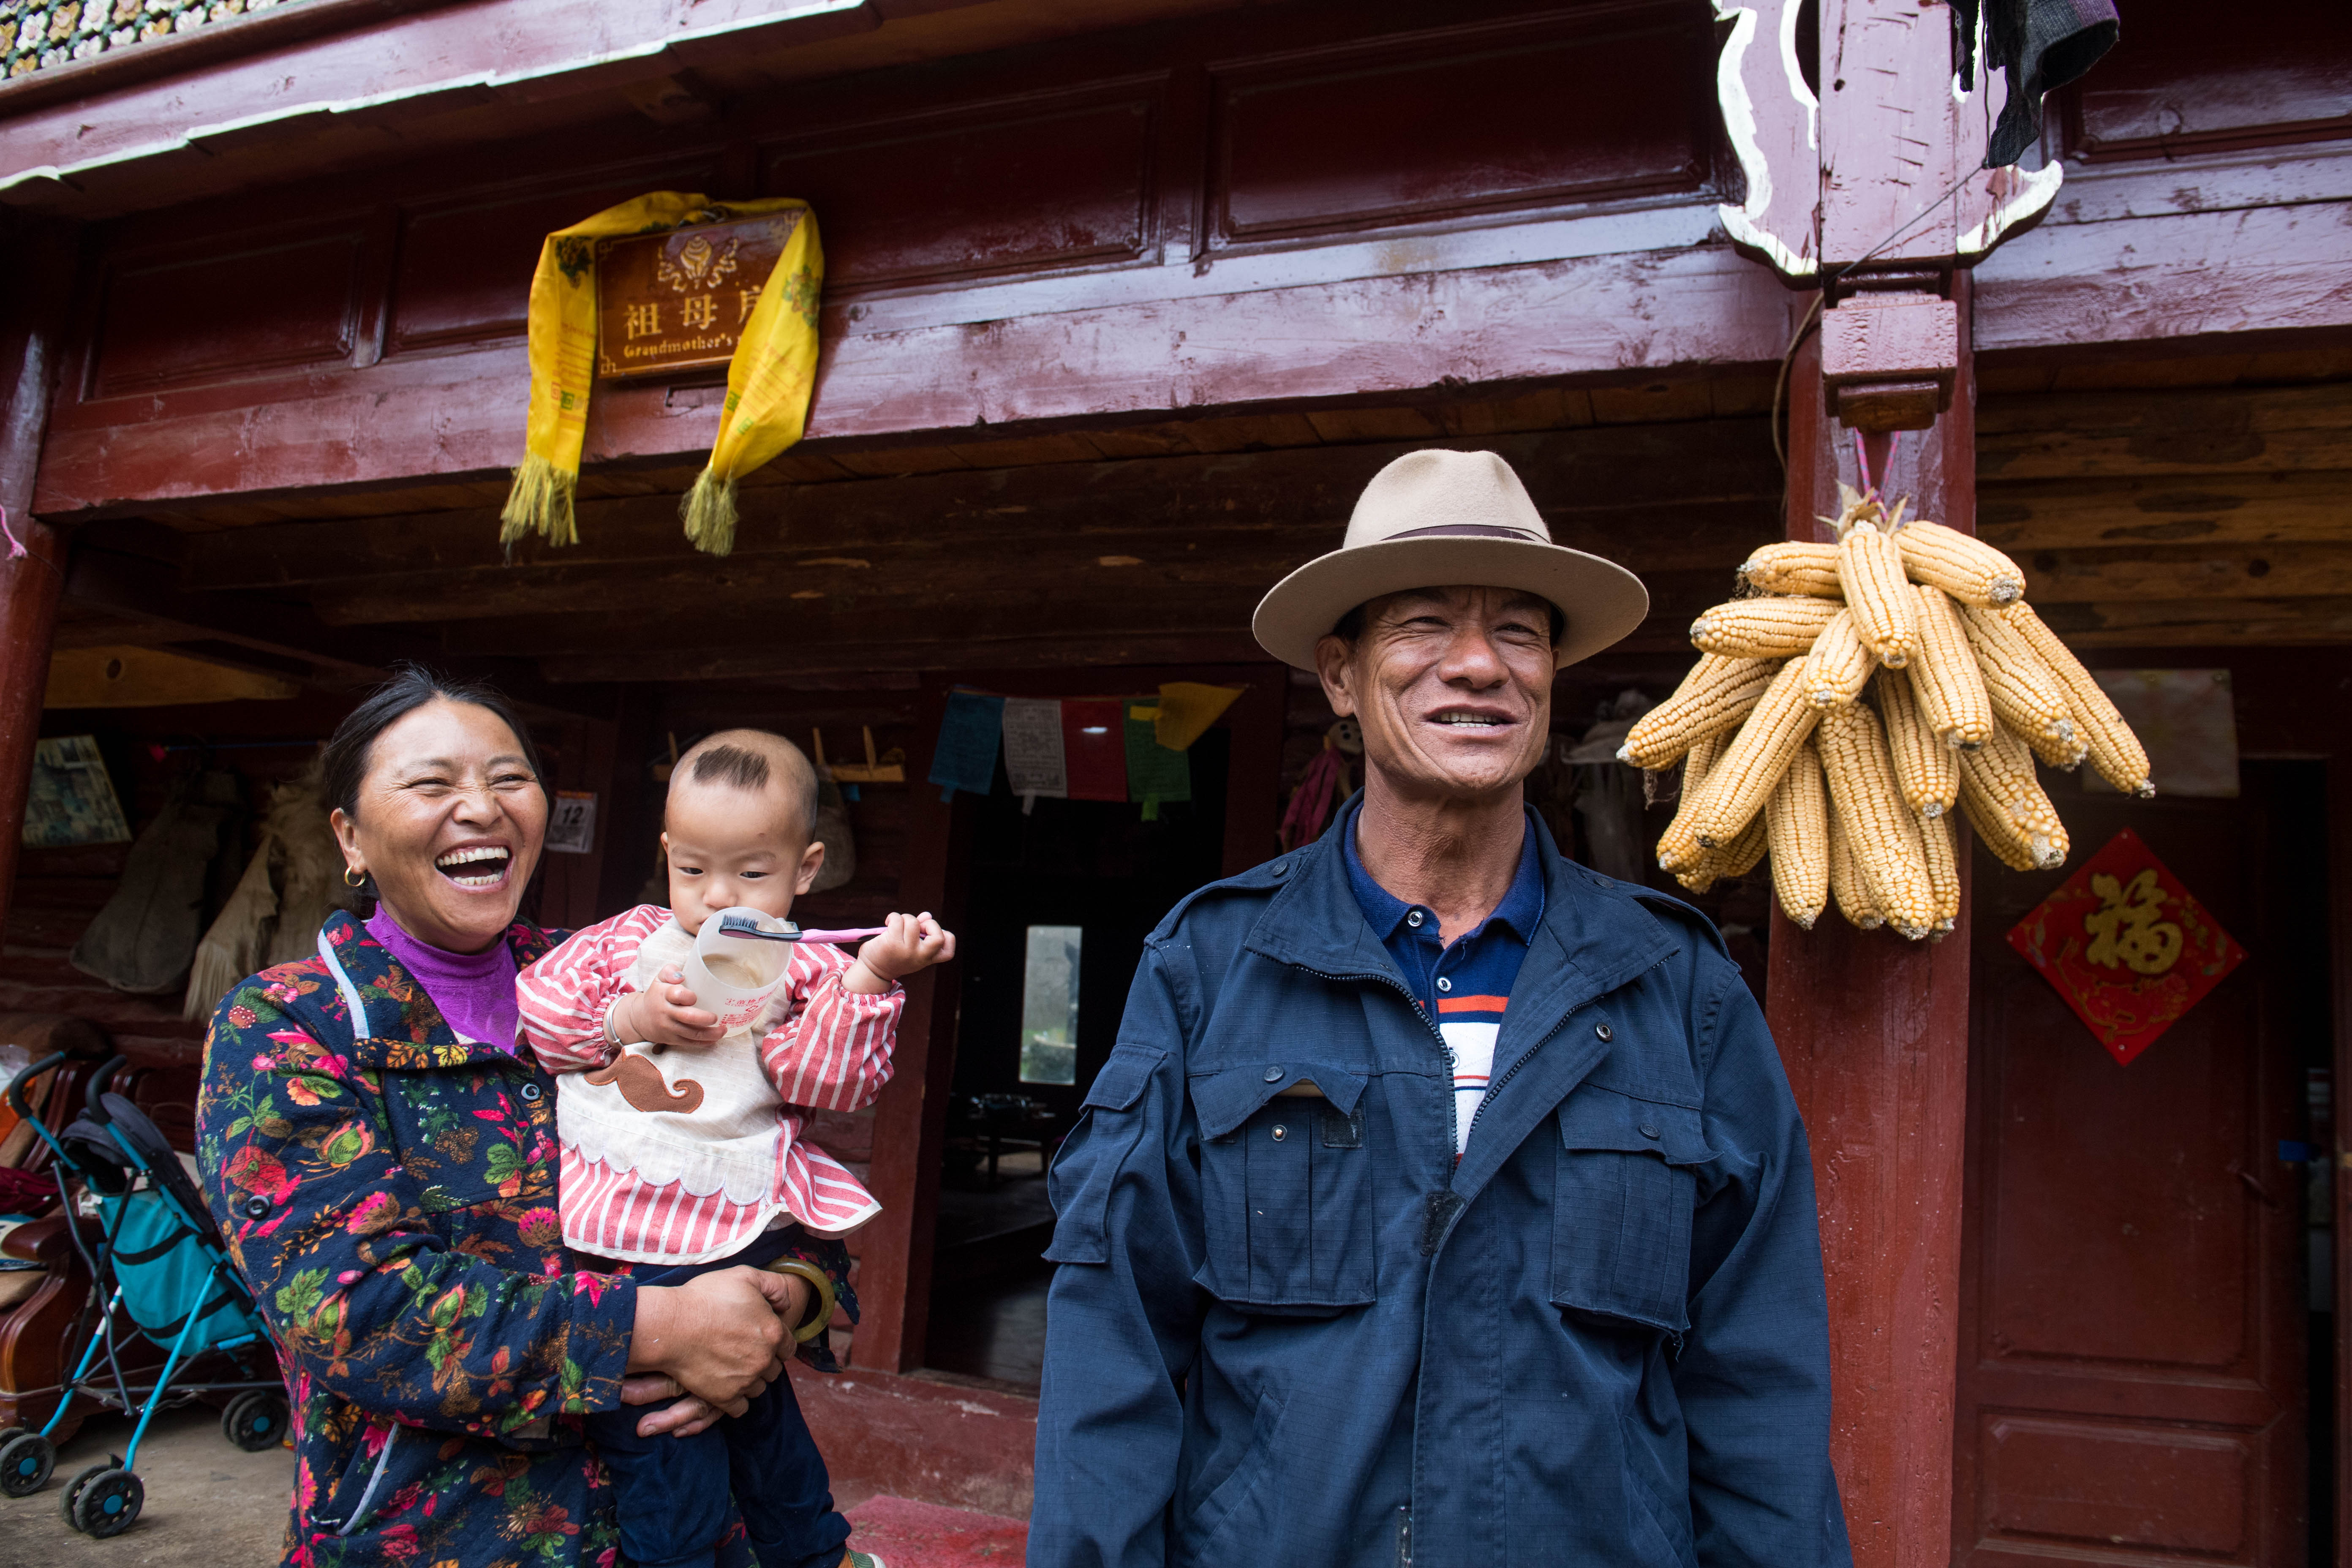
[1976,196,2352,353]
[32,244,1788,514]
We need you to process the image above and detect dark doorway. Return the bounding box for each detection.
[921,730,1230,1388]
[1954,762,2325,1567]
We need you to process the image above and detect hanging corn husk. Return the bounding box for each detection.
[1619,486,2154,938]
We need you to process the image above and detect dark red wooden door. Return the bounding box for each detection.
[1955,777,2310,1567]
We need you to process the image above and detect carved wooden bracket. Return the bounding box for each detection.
[1715,0,2057,428]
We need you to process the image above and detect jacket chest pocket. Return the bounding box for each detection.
[1191,1065,1375,1313]
[1550,1086,1712,1334]
[380,1066,556,1215]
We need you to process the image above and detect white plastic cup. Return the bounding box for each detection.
[681,906,792,1032]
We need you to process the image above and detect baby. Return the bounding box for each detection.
[518,728,951,1568]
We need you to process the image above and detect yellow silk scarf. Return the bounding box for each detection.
[500,192,823,557]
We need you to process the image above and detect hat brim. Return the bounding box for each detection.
[1251,536,1652,671]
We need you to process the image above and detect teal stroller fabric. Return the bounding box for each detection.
[103,1186,264,1353]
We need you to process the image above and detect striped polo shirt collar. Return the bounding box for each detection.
[1344,809,1546,1154]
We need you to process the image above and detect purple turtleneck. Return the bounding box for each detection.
[366,906,520,1051]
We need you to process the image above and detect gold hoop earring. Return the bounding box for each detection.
[344,867,368,890]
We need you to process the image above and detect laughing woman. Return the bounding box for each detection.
[196,667,841,1568]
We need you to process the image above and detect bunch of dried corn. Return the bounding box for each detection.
[1620,486,2153,936]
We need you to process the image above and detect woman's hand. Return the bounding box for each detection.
[627,1266,812,1410]
[616,969,725,1049]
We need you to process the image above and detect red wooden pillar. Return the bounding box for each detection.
[1768,276,1977,1568]
[0,218,77,945]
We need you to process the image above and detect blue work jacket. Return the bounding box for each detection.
[1030,803,1851,1568]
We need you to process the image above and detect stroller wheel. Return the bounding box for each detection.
[0,1430,54,1497]
[223,1390,290,1452]
[59,1460,114,1530]
[72,1467,143,1538]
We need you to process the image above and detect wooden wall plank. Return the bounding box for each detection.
[1980,471,2352,549]
[1976,384,2352,483]
[175,423,1780,592]
[2009,542,2352,604]
[2036,595,2352,645]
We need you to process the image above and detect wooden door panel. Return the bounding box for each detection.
[1982,970,2255,1373]
[1957,785,2306,1568]
[1979,1413,2259,1558]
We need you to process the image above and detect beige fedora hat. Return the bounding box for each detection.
[1252,448,1650,670]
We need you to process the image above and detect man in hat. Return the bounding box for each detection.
[1028,449,1849,1567]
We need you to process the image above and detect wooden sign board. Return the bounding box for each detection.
[595,211,800,380]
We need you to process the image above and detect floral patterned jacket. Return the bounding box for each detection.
[197,911,851,1568]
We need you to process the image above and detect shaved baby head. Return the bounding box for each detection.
[671,728,819,843]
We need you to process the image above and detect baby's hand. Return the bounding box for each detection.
[845,913,956,995]
[620,968,726,1049]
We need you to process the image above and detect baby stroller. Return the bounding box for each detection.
[0,1052,286,1537]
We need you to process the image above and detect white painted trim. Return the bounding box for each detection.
[0,0,866,199]
[1710,0,1818,280]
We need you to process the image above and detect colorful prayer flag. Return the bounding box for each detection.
[928,689,1004,801]
[1061,700,1128,802]
[1001,697,1068,810]
[1125,706,1192,820]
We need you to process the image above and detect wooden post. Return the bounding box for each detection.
[0,218,77,946]
[855,675,972,1372]
[1767,276,1976,1568]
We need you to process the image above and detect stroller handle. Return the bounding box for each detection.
[84,1055,128,1122]
[5,1050,66,1119]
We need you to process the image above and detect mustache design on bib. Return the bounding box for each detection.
[584,1052,707,1115]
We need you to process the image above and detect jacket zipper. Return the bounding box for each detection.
[1462,1010,1571,1151]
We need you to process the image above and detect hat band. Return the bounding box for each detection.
[1386,523,1549,543]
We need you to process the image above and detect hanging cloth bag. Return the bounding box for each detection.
[500,192,824,556]
[70,771,242,996]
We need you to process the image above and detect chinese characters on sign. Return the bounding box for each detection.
[2006,828,2246,1066]
[595,213,800,380]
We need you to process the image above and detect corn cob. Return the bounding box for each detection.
[1919,809,1961,934]
[1688,658,1820,848]
[2023,723,2091,771]
[1618,655,1779,770]
[1827,806,1883,930]
[1655,731,1726,875]
[1816,702,1938,938]
[1765,737,1829,929]
[1836,515,1921,669]
[2000,602,2155,797]
[1674,810,1769,894]
[1896,518,2025,606]
[1909,585,1995,749]
[1738,541,1843,599]
[1958,724,2070,871]
[1957,601,2078,751]
[1721,808,1769,877]
[1689,595,1841,659]
[1800,608,1873,708]
[1875,670,1959,817]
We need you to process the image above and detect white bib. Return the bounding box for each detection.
[555,919,790,1206]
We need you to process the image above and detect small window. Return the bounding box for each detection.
[1019,924,1083,1085]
